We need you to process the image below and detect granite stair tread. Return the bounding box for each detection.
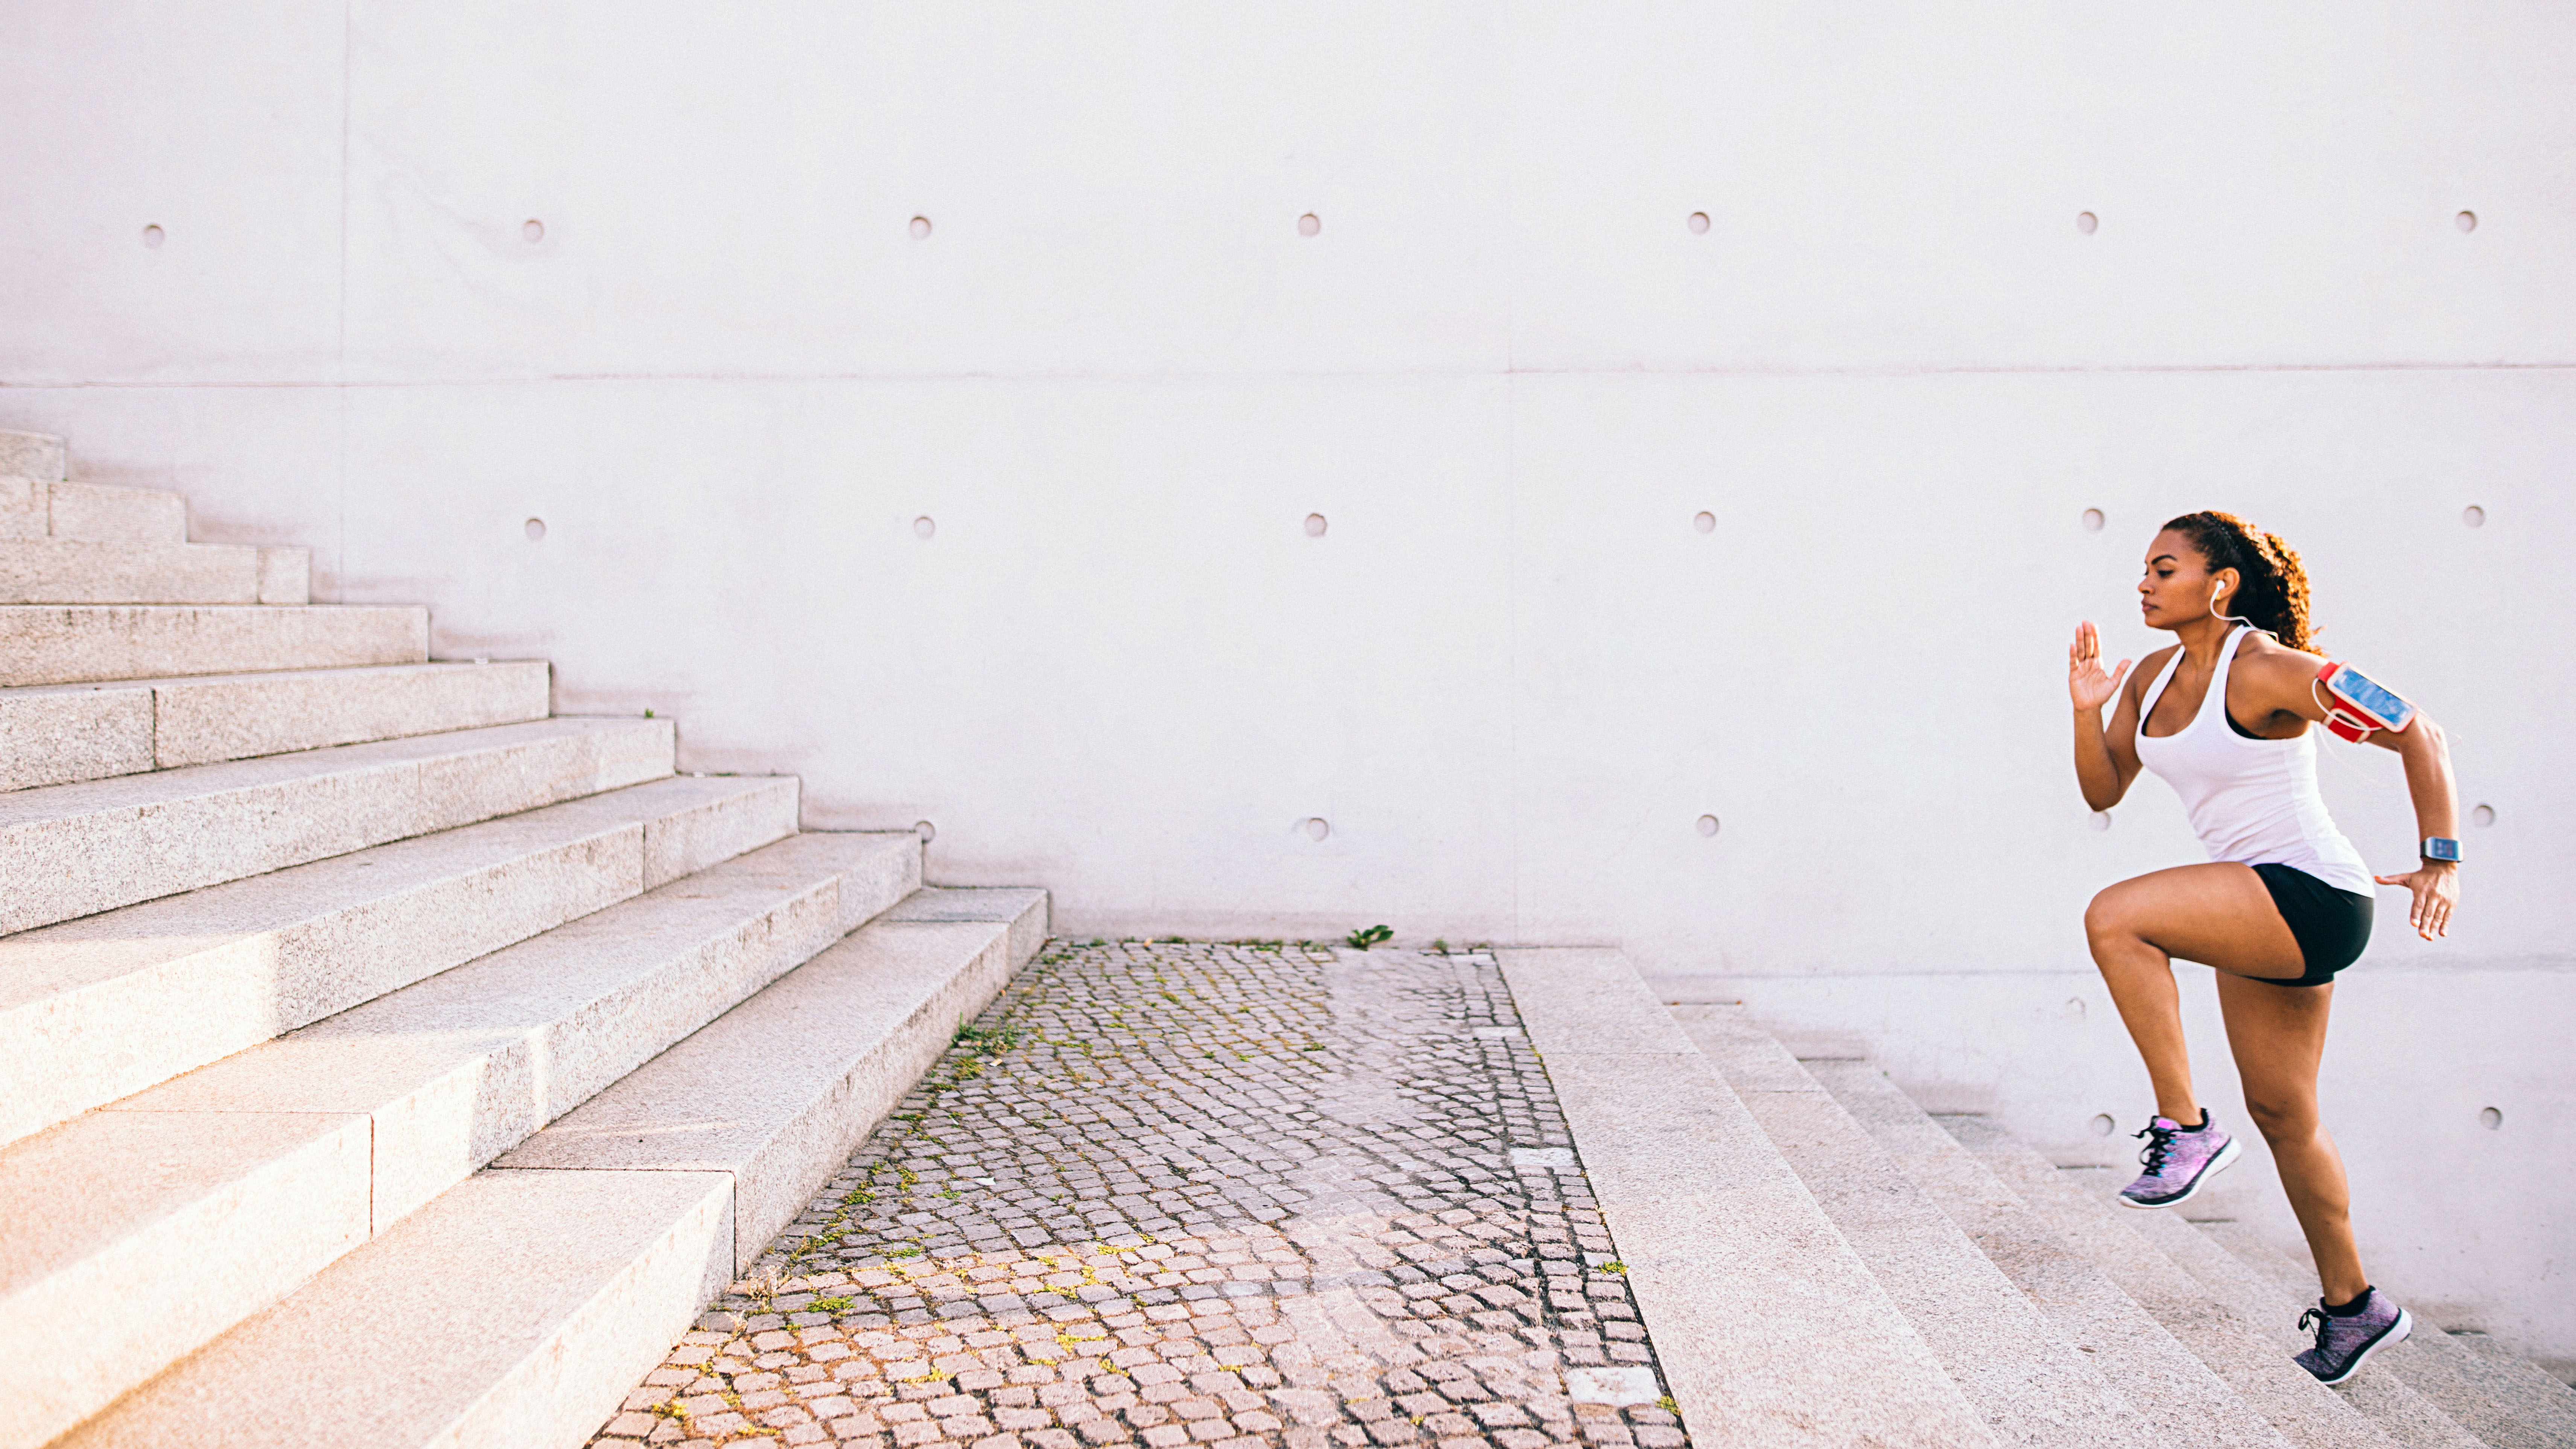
[0,713,674,935]
[2196,1218,2576,1449]
[0,772,798,1147]
[0,602,425,687]
[501,885,1049,1273]
[0,658,552,792]
[64,887,1046,1449]
[1805,1058,2294,1449]
[1939,1114,2400,1449]
[0,830,917,1446]
[2113,1201,2485,1449]
[1671,1005,2159,1447]
[1493,950,2000,1447]
[0,536,305,605]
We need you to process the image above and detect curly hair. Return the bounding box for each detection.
[2161,511,2315,651]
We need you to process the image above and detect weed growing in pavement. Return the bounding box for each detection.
[1345,923,1393,950]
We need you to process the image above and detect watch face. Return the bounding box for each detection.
[2425,838,2462,862]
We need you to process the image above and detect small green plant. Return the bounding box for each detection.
[1431,937,1449,953]
[1602,1260,1628,1275]
[807,1295,857,1313]
[1656,1396,1679,1416]
[1156,935,1186,943]
[1344,924,1393,950]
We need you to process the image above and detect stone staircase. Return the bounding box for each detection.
[1496,950,2576,1449]
[0,430,1048,1448]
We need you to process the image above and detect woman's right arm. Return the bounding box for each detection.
[2071,621,2141,810]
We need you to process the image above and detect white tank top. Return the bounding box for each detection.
[2133,626,2374,896]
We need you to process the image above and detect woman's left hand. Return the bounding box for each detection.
[2374,864,2459,940]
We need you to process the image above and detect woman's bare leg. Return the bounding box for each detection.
[2084,863,2305,1122]
[2217,973,2369,1303]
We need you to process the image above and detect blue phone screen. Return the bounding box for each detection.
[2333,667,2415,729]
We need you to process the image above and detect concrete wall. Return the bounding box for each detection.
[4,0,2568,1364]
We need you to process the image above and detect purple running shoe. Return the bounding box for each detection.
[2117,1113,2241,1209]
[2296,1289,2412,1384]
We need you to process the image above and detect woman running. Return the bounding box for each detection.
[2067,509,2459,1385]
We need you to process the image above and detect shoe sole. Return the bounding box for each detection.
[2118,1135,2243,1209]
[2314,1307,2413,1385]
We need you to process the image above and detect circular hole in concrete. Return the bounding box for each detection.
[523,517,546,542]
[2066,997,2087,1020]
[2462,505,2485,528]
[2472,803,2495,828]
[522,219,545,244]
[1686,211,1710,235]
[2091,1113,2115,1136]
[2082,508,2106,532]
[1305,817,1330,841]
[2479,1106,2503,1130]
[2090,810,2112,831]
[910,216,932,240]
[914,516,936,540]
[1693,511,1716,534]
[2456,210,2478,234]
[1696,814,1720,838]
[916,820,937,844]
[141,224,165,249]
[2077,211,2098,235]
[1297,213,1321,237]
[1304,513,1328,538]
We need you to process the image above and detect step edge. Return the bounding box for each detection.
[8,831,884,1439]
[0,773,785,1145]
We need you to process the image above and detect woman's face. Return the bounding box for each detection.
[2139,529,2229,631]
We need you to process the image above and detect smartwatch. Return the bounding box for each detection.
[2421,837,2462,864]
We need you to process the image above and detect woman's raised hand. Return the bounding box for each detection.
[2070,620,2131,714]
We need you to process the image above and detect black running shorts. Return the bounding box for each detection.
[2251,862,2375,987]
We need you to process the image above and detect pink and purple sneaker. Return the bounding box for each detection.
[2296,1288,2412,1384]
[2117,1111,2241,1209]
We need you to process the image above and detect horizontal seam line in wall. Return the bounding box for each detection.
[6,360,2576,388]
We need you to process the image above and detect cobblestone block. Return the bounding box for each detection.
[588,945,1688,1449]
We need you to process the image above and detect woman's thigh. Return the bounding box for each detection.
[2088,862,2305,981]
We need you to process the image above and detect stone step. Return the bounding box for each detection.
[499,885,1049,1273]
[2109,1201,2485,1448]
[1672,1006,2157,1448]
[0,831,917,1447]
[0,773,797,1147]
[47,479,190,544]
[0,603,426,687]
[56,1168,737,1449]
[1493,951,1998,1447]
[2197,1218,2576,1449]
[0,659,552,793]
[65,887,1046,1449]
[1806,1060,2293,1449]
[0,714,672,936]
[0,429,68,482]
[0,537,306,605]
[0,474,46,538]
[1940,1116,2400,1449]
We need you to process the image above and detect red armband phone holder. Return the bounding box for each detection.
[2315,661,2416,744]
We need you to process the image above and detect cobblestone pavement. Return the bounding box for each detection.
[589,942,1691,1449]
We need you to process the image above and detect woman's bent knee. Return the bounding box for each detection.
[2243,1095,2319,1142]
[2085,887,2136,946]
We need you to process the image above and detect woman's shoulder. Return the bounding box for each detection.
[2233,630,2329,676]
